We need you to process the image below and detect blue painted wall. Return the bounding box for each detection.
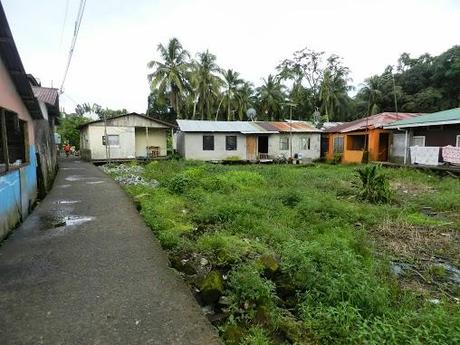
[0,145,37,239]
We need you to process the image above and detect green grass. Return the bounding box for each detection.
[118,162,460,344]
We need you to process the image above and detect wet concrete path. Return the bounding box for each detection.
[0,159,220,345]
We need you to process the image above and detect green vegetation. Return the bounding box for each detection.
[355,165,391,203]
[147,37,459,122]
[113,161,460,344]
[57,114,90,149]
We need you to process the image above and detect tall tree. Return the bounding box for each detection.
[256,75,286,120]
[193,50,222,120]
[221,69,244,121]
[147,38,190,118]
[319,55,353,120]
[359,76,383,116]
[236,82,255,120]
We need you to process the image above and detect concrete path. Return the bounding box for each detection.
[0,159,220,345]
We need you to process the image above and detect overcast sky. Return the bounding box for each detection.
[3,0,459,114]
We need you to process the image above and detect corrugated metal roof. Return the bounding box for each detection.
[176,120,276,133]
[385,108,460,128]
[327,112,420,133]
[0,3,42,119]
[256,121,321,133]
[79,112,175,129]
[32,86,59,107]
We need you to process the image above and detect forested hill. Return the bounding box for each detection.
[353,45,460,118]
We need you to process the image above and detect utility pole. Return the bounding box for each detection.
[392,72,399,120]
[284,101,296,160]
[103,111,110,163]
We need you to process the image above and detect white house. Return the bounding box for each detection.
[175,120,321,162]
[79,113,173,161]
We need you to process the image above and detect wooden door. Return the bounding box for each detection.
[246,135,257,161]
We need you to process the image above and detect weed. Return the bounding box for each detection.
[114,161,460,344]
[355,164,391,203]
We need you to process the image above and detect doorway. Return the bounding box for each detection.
[378,133,390,161]
[258,136,268,159]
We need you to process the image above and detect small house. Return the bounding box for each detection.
[79,113,173,162]
[0,3,58,239]
[384,107,460,166]
[175,120,321,162]
[325,112,420,163]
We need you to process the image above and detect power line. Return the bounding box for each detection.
[59,0,87,94]
[59,0,71,48]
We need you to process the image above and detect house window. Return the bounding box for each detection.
[102,135,120,146]
[203,135,214,150]
[226,135,237,151]
[412,136,425,147]
[347,135,366,151]
[333,136,344,153]
[279,136,289,150]
[1,109,28,173]
[300,137,311,150]
[456,135,460,147]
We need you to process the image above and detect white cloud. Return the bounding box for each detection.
[3,0,459,114]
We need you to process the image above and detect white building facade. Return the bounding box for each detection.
[176,120,321,162]
[80,113,172,161]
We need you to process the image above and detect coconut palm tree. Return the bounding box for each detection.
[236,82,254,120]
[147,38,190,118]
[319,69,350,121]
[194,50,222,120]
[221,69,244,121]
[360,76,383,116]
[257,75,286,120]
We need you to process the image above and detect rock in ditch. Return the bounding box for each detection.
[200,271,224,305]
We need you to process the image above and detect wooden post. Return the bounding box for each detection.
[0,108,10,171]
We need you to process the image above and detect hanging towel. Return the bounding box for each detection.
[442,146,460,165]
[412,146,440,166]
[409,146,419,164]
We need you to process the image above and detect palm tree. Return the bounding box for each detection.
[257,75,286,120]
[221,69,244,121]
[319,69,350,121]
[360,76,383,116]
[236,82,254,120]
[147,38,190,118]
[194,50,222,120]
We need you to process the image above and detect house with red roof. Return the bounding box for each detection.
[325,112,420,163]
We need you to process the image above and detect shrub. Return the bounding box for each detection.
[166,173,193,194]
[333,152,343,164]
[228,264,276,307]
[355,165,391,203]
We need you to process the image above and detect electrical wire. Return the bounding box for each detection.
[59,0,87,94]
[59,0,70,48]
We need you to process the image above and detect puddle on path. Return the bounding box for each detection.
[86,181,104,185]
[54,200,81,205]
[62,215,95,226]
[61,167,85,170]
[65,175,97,182]
[39,214,94,230]
[57,184,71,188]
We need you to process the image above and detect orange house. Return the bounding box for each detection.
[325,113,420,164]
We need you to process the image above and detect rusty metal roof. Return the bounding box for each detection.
[326,112,421,133]
[255,121,321,133]
[32,86,59,107]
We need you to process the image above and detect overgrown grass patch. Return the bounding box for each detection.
[110,162,460,344]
